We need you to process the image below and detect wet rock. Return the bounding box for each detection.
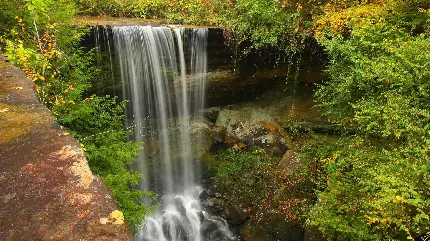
[199,189,210,201]
[240,210,304,241]
[190,120,211,133]
[204,69,285,107]
[161,213,189,241]
[279,150,302,174]
[238,125,287,154]
[198,211,205,221]
[200,107,222,124]
[215,108,289,154]
[209,141,231,154]
[219,122,287,155]
[303,226,325,241]
[283,121,343,134]
[201,197,224,213]
[216,108,275,134]
[212,198,225,212]
[224,136,241,145]
[225,204,248,225]
[208,125,227,143]
[160,219,170,241]
[173,197,187,216]
[187,120,229,154]
[271,146,284,156]
[201,219,220,240]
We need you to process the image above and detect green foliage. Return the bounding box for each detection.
[300,135,430,240]
[54,96,156,229]
[299,1,430,240]
[2,0,92,107]
[221,0,311,52]
[53,96,125,136]
[73,0,167,19]
[72,0,219,25]
[315,3,430,132]
[0,0,22,37]
[208,148,277,206]
[161,0,217,25]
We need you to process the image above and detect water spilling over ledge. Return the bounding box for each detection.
[103,25,235,240]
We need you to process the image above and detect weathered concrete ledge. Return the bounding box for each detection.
[0,56,133,240]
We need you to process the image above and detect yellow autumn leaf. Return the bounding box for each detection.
[0,107,10,113]
[109,210,125,225]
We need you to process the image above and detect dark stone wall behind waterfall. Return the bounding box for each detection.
[83,26,328,108]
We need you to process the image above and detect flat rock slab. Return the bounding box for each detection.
[0,56,133,240]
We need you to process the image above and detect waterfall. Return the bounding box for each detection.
[109,26,234,241]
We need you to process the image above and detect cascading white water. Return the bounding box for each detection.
[143,187,233,241]
[110,26,235,241]
[173,28,193,190]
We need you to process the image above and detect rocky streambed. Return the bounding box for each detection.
[179,78,333,241]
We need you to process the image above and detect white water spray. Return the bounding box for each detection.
[110,26,235,241]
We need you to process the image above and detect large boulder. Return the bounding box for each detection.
[215,108,289,155]
[216,108,277,134]
[224,204,248,225]
[278,150,303,174]
[201,197,225,213]
[199,107,222,124]
[240,209,304,241]
[303,226,325,241]
[201,219,220,239]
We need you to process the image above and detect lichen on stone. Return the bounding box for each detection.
[54,145,94,188]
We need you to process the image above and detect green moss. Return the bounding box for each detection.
[0,103,48,144]
[207,148,279,207]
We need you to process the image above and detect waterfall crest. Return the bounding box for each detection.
[109,25,234,241]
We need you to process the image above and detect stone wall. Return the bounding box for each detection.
[0,56,133,240]
[82,24,327,108]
